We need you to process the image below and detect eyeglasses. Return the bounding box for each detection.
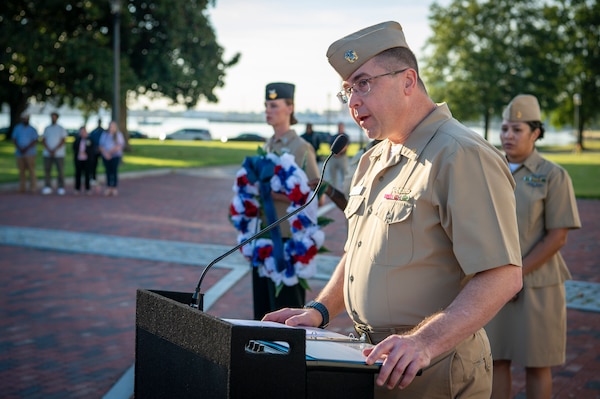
[336,68,409,104]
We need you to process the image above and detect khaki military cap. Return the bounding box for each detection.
[326,21,410,80]
[502,94,541,122]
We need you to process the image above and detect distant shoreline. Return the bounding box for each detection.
[1,109,585,146]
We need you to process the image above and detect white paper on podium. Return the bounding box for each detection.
[224,318,382,366]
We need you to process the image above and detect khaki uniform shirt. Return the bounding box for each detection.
[512,149,581,287]
[263,129,319,237]
[343,104,522,328]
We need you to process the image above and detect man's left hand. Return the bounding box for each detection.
[363,334,430,390]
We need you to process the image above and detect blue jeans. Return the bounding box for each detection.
[102,156,121,187]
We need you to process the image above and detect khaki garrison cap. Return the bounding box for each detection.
[326,21,410,80]
[502,94,541,122]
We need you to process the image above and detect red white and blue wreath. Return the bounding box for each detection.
[229,152,324,292]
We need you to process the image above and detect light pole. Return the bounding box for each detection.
[573,93,582,151]
[111,0,121,125]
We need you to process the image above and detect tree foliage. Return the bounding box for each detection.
[547,0,600,148]
[423,0,599,146]
[125,1,239,107]
[0,0,239,137]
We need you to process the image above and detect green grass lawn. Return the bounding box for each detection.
[0,137,265,183]
[542,145,600,199]
[2,135,599,198]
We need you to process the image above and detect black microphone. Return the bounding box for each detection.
[191,134,350,311]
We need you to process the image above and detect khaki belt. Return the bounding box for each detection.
[353,323,415,344]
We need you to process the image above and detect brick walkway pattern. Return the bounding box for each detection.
[0,167,598,399]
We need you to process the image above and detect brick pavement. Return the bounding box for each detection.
[0,168,599,398]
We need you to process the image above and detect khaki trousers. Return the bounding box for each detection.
[372,329,492,399]
[16,155,37,193]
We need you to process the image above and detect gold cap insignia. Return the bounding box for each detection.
[268,89,278,100]
[344,50,358,64]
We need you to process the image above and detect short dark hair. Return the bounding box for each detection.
[527,121,545,140]
[376,47,427,93]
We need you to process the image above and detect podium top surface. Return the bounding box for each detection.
[137,289,380,372]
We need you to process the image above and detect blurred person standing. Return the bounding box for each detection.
[487,94,581,399]
[72,126,95,195]
[41,112,68,195]
[89,118,104,186]
[300,122,324,161]
[12,113,39,193]
[313,139,382,211]
[327,122,349,190]
[99,121,125,197]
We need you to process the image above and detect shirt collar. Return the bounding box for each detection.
[369,103,453,164]
[269,129,297,146]
[517,148,544,174]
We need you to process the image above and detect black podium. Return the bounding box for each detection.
[135,289,377,399]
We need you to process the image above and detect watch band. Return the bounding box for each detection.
[304,300,329,328]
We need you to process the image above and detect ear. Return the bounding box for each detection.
[403,69,418,93]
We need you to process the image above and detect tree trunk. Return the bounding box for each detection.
[576,107,585,152]
[5,92,29,140]
[483,109,491,142]
[120,96,132,152]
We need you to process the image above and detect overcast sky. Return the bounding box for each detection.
[134,0,449,114]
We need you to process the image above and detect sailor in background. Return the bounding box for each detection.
[252,82,320,320]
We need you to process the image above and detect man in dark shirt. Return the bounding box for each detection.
[88,118,104,185]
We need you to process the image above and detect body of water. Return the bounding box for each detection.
[1,112,577,147]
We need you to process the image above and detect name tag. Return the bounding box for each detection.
[349,185,364,196]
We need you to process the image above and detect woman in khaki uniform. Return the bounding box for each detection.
[251,82,320,320]
[486,94,581,399]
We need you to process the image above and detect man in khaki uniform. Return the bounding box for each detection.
[265,21,523,398]
[327,122,350,191]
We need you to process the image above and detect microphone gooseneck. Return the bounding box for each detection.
[192,134,349,311]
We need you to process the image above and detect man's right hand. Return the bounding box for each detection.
[262,307,322,328]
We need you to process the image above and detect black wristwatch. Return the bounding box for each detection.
[304,300,329,328]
